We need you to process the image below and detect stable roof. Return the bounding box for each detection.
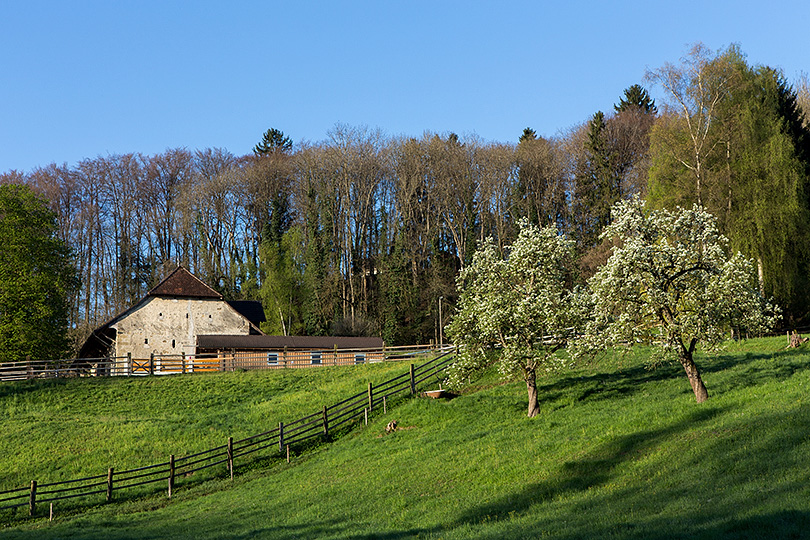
[196,335,383,351]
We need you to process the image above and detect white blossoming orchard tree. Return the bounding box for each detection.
[446,220,583,418]
[583,197,778,403]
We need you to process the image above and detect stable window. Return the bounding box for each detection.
[267,352,278,366]
[354,353,366,364]
[311,352,322,365]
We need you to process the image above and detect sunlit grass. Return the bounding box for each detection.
[2,337,809,539]
[0,361,409,490]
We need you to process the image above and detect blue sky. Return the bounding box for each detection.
[2,1,808,173]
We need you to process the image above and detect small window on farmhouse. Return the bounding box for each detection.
[354,353,366,365]
[171,339,175,348]
[266,352,278,366]
[144,338,148,345]
[311,352,322,365]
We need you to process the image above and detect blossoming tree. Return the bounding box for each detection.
[446,220,583,417]
[583,197,778,403]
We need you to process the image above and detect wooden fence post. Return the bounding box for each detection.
[279,422,284,453]
[322,405,329,438]
[181,352,186,374]
[29,480,36,516]
[106,467,114,502]
[333,344,338,365]
[127,352,132,376]
[26,356,32,380]
[283,346,288,368]
[368,382,373,412]
[168,455,175,498]
[227,437,234,481]
[409,364,416,395]
[382,341,387,361]
[149,353,155,376]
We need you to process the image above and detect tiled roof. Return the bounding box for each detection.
[147,267,223,299]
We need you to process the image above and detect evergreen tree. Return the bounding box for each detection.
[615,84,657,114]
[254,128,293,155]
[572,111,619,250]
[519,127,537,143]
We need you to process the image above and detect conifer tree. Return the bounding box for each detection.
[253,128,293,155]
[615,84,657,114]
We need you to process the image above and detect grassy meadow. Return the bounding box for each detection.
[1,337,809,539]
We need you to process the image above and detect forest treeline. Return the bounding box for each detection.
[3,43,810,351]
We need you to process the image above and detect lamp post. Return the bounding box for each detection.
[439,296,444,349]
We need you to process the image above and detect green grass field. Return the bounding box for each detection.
[2,337,809,539]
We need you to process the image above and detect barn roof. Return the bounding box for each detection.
[147,266,223,299]
[196,335,383,351]
[78,268,266,358]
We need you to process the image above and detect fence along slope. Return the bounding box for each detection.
[0,350,455,519]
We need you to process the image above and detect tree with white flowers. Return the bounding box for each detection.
[446,220,584,417]
[582,196,778,403]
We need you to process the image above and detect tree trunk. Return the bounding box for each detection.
[525,369,540,418]
[679,351,709,403]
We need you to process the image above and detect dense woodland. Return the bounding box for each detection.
[3,44,810,352]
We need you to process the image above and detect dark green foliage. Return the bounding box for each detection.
[649,49,810,320]
[725,67,810,317]
[519,127,537,142]
[0,184,77,362]
[572,111,619,250]
[253,128,293,155]
[615,84,657,114]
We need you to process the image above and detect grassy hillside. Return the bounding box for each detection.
[2,337,809,539]
[0,360,410,490]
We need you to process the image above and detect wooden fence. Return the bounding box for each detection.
[0,350,455,520]
[0,344,447,382]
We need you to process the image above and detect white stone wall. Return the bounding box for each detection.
[113,297,250,359]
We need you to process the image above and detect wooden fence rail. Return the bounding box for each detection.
[0,350,455,520]
[0,344,451,382]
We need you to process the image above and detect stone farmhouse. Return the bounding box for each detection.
[79,266,265,361]
[79,267,385,374]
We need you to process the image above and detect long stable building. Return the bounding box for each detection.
[78,267,384,374]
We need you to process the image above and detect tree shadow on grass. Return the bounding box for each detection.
[534,361,684,409]
[447,402,810,540]
[535,344,810,411]
[703,346,810,394]
[449,406,723,530]
[0,377,74,400]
